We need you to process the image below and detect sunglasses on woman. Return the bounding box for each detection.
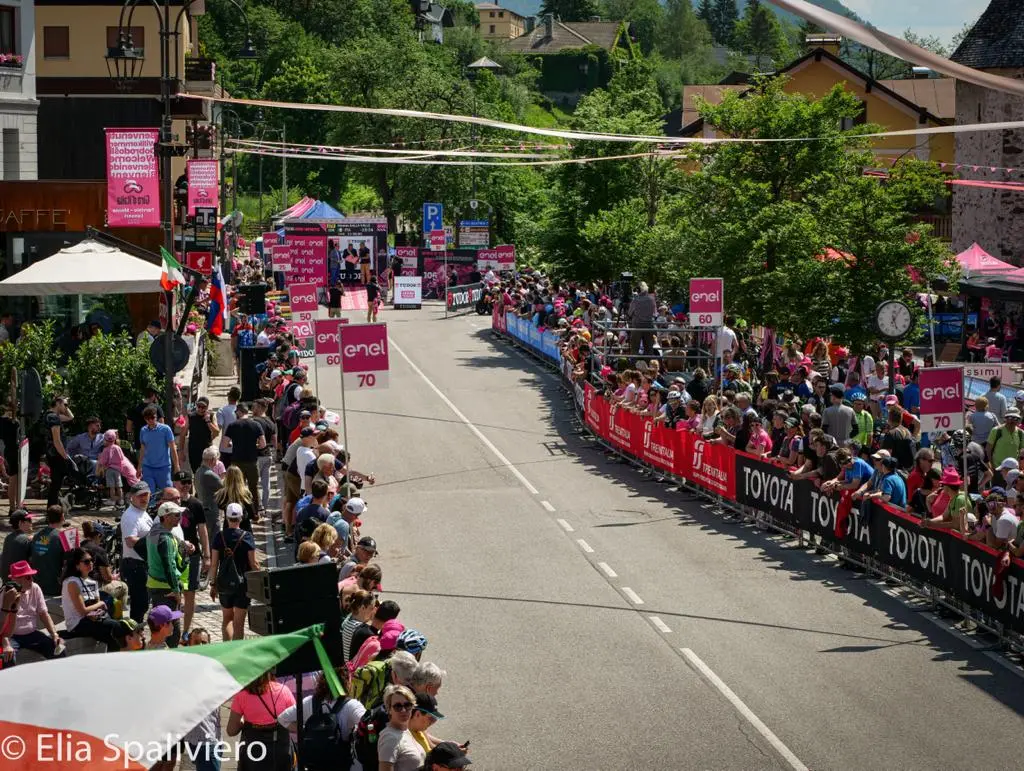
[391,702,413,712]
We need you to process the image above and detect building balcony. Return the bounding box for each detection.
[184,57,216,94]
[911,213,952,241]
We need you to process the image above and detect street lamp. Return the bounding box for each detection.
[466,57,502,204]
[107,0,255,423]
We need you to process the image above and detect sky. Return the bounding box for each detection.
[840,0,990,47]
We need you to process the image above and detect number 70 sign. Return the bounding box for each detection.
[919,366,964,433]
[340,322,390,390]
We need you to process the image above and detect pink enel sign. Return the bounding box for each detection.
[689,278,724,327]
[314,319,342,356]
[919,366,965,433]
[340,323,390,390]
[288,282,319,314]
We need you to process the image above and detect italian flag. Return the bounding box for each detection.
[160,247,185,291]
[0,625,340,771]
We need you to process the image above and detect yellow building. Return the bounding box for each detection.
[476,2,526,41]
[680,41,955,167]
[34,0,209,185]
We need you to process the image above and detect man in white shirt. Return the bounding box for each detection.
[120,481,153,623]
[715,317,738,359]
[217,385,241,466]
[866,361,890,418]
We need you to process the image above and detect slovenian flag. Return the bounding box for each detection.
[160,247,185,291]
[0,625,339,770]
[207,264,228,337]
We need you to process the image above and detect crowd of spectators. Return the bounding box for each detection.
[490,271,1024,562]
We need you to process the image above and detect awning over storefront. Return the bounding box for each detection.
[0,239,162,295]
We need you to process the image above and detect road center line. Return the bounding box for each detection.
[541,500,556,512]
[576,538,594,553]
[390,337,540,495]
[597,562,617,578]
[622,587,644,605]
[680,648,809,771]
[556,518,574,532]
[649,616,671,633]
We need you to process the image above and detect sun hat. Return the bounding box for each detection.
[8,560,37,579]
[939,467,962,487]
[379,619,406,652]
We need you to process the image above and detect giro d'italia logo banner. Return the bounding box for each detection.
[106,128,160,228]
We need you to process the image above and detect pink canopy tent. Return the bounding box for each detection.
[956,242,1016,278]
[274,196,316,221]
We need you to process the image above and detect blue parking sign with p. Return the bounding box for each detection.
[423,202,443,233]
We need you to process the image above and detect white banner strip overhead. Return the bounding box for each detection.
[765,0,1024,98]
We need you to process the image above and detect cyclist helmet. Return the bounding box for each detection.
[396,629,428,655]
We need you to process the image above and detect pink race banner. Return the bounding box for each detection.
[187,159,219,215]
[288,282,319,326]
[288,235,328,287]
[395,246,419,276]
[689,277,724,327]
[477,245,516,272]
[105,128,159,227]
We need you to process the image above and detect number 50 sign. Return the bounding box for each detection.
[340,322,390,390]
[919,366,964,433]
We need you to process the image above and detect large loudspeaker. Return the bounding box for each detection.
[238,346,272,402]
[237,284,268,315]
[246,562,343,677]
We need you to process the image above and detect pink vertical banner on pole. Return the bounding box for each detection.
[105,128,160,227]
[186,159,220,215]
[919,366,966,433]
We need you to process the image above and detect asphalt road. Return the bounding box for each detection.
[317,303,1024,770]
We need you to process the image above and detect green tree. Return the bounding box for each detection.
[63,334,161,437]
[696,0,714,27]
[0,321,63,407]
[709,0,739,46]
[734,0,788,69]
[658,0,713,60]
[539,0,599,22]
[601,0,664,54]
[670,76,956,351]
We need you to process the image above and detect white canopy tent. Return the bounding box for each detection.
[0,239,162,296]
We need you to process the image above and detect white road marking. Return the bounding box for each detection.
[576,538,594,553]
[597,562,617,578]
[390,337,539,495]
[556,518,574,532]
[649,616,671,633]
[541,500,556,512]
[622,587,644,605]
[680,648,809,771]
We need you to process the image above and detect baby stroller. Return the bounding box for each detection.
[59,454,105,512]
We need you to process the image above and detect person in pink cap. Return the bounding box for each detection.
[351,617,404,672]
[921,468,970,532]
[96,429,139,507]
[7,560,64,660]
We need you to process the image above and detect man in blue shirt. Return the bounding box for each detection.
[137,406,179,494]
[879,456,907,508]
[902,369,921,415]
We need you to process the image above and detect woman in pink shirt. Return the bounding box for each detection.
[745,413,773,458]
[95,430,138,506]
[227,671,295,771]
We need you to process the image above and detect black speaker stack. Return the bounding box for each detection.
[236,283,268,315]
[246,562,344,676]
[238,345,272,402]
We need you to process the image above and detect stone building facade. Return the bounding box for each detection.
[951,0,1024,263]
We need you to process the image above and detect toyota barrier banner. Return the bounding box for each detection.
[106,128,160,227]
[340,322,390,390]
[447,282,484,312]
[187,159,219,215]
[584,383,608,437]
[394,276,423,309]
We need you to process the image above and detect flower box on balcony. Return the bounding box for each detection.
[0,54,24,69]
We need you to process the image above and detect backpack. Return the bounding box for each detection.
[282,401,304,432]
[216,532,245,595]
[298,695,352,771]
[348,660,389,710]
[351,704,389,771]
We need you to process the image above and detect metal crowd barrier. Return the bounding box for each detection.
[492,313,1024,656]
